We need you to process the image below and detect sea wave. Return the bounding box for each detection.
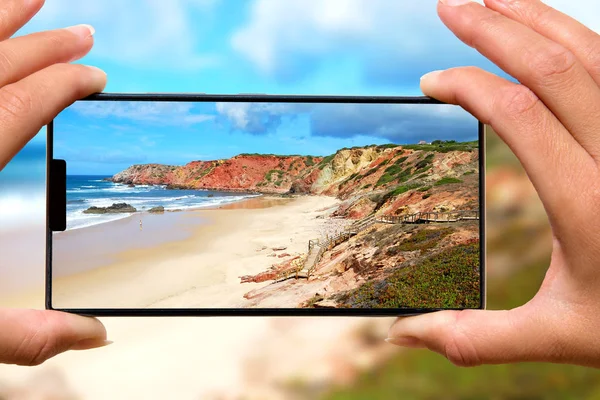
[64,194,261,230]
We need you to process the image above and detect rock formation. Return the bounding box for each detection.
[83,203,137,214]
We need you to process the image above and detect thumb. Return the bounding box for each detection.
[387,308,558,367]
[0,309,110,366]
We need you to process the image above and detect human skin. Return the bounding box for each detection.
[0,0,109,366]
[387,0,600,368]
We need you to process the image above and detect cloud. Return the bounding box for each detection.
[216,102,476,143]
[215,102,310,134]
[70,101,215,126]
[232,0,599,84]
[232,0,491,83]
[20,0,221,70]
[310,104,476,143]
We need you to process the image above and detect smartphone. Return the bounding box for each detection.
[46,94,485,316]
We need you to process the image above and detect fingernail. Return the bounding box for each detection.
[421,70,443,82]
[85,65,107,78]
[439,0,473,6]
[70,339,113,351]
[385,337,426,348]
[65,24,95,39]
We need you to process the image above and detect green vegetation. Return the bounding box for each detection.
[374,182,422,210]
[394,156,409,165]
[239,153,279,157]
[374,155,421,187]
[336,240,479,309]
[274,180,283,187]
[376,165,414,187]
[362,184,373,189]
[318,154,336,170]
[415,153,435,170]
[377,144,400,150]
[375,173,396,187]
[418,186,432,192]
[191,167,214,181]
[403,140,478,153]
[434,177,463,186]
[265,169,284,182]
[388,183,422,198]
[362,168,378,178]
[422,193,432,199]
[395,227,453,254]
[463,170,476,176]
[304,156,315,167]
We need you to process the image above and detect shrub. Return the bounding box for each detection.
[336,240,480,309]
[265,169,284,182]
[318,154,335,170]
[434,177,463,186]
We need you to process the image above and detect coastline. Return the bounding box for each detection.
[53,193,274,276]
[51,195,343,309]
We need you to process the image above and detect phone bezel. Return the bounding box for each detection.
[46,93,486,317]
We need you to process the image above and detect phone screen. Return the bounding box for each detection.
[47,97,483,314]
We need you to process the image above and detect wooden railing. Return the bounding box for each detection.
[291,209,479,281]
[377,210,479,224]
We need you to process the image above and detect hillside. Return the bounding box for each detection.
[110,140,479,219]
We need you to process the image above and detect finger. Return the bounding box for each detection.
[438,1,600,160]
[387,308,559,366]
[0,24,95,88]
[421,66,593,217]
[0,0,44,41]
[0,62,106,170]
[0,309,110,366]
[484,0,600,86]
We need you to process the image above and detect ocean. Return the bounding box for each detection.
[66,175,259,231]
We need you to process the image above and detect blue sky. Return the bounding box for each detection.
[5,0,600,174]
[53,101,478,175]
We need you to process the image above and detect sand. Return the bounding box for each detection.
[51,195,343,309]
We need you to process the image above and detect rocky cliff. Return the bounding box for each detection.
[110,141,479,217]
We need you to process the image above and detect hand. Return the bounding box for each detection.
[388,0,600,368]
[0,0,109,365]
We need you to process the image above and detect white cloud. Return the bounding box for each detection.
[71,101,215,126]
[20,0,221,70]
[215,102,304,132]
[232,0,599,80]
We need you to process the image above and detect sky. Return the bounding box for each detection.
[4,0,600,173]
[53,101,478,175]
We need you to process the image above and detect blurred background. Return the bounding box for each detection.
[1,0,600,398]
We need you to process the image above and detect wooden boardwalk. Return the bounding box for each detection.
[376,210,479,224]
[282,209,479,281]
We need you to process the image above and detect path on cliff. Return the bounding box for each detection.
[279,210,480,282]
[297,242,324,279]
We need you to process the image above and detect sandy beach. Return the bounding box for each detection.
[51,195,343,309]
